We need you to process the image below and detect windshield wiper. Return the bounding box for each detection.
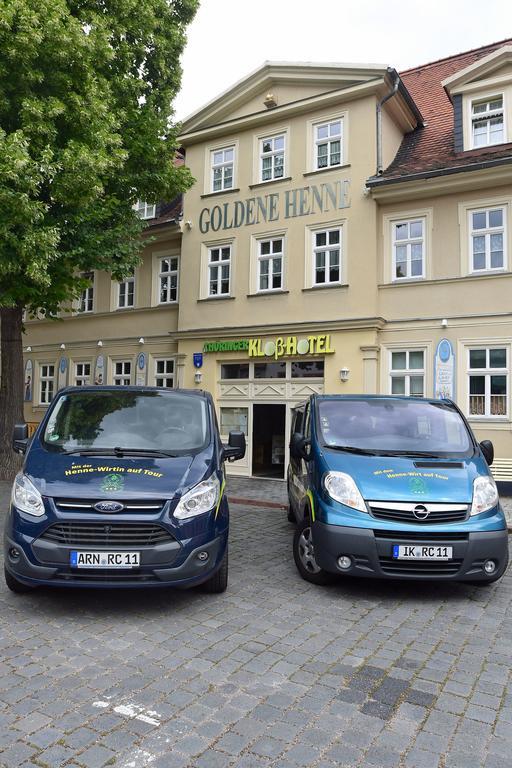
[381,450,442,458]
[61,447,179,458]
[325,445,380,456]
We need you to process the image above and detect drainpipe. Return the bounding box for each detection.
[376,69,400,176]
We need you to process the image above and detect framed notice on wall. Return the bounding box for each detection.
[434,339,455,400]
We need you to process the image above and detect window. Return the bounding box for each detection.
[469,207,505,272]
[390,350,425,396]
[468,347,507,417]
[471,96,504,148]
[155,359,175,388]
[211,147,234,192]
[315,119,343,169]
[118,272,135,308]
[79,272,94,313]
[291,361,325,378]
[258,238,283,291]
[74,362,91,387]
[134,200,156,219]
[39,364,55,405]
[260,135,285,181]
[159,257,179,303]
[392,219,424,280]
[313,228,341,285]
[220,407,248,435]
[254,362,286,379]
[113,361,131,386]
[208,245,231,296]
[220,363,249,379]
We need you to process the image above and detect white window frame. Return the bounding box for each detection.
[470,94,505,149]
[117,272,135,309]
[134,200,156,220]
[468,206,507,274]
[257,237,284,292]
[208,244,231,297]
[158,256,179,304]
[467,346,508,419]
[312,227,342,287]
[392,218,425,281]
[39,363,55,405]
[314,118,343,170]
[113,360,132,386]
[259,134,285,183]
[211,146,235,193]
[154,358,175,388]
[74,361,91,387]
[78,272,94,313]
[389,349,426,397]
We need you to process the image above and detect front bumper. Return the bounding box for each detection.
[312,521,509,581]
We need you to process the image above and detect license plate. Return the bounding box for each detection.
[392,545,453,561]
[70,551,140,568]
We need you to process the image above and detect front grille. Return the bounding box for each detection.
[374,530,468,542]
[369,502,468,524]
[39,523,173,547]
[379,556,463,576]
[53,499,166,514]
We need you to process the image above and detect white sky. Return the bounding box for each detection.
[174,0,512,121]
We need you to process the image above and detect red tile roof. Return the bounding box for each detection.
[377,38,512,183]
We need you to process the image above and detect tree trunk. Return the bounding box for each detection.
[0,306,24,480]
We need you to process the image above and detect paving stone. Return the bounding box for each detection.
[76,745,116,768]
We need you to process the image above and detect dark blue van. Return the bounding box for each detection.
[288,395,509,585]
[5,386,245,593]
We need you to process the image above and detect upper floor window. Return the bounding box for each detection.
[134,200,156,219]
[211,147,234,192]
[113,360,132,386]
[260,135,285,182]
[159,257,179,304]
[155,359,175,388]
[257,238,283,292]
[118,272,135,308]
[315,119,343,170]
[468,347,507,417]
[39,364,55,405]
[471,96,504,148]
[208,245,231,296]
[79,272,94,313]
[390,350,425,397]
[392,219,424,280]
[313,227,341,286]
[469,207,506,273]
[74,362,91,386]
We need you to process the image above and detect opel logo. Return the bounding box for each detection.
[413,504,430,520]
[94,500,124,513]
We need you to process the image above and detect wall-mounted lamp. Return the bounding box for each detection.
[60,343,66,350]
[441,318,448,328]
[26,346,32,353]
[138,337,145,345]
[340,367,350,382]
[97,340,103,347]
[194,371,203,384]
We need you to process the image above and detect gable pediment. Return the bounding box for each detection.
[442,45,512,96]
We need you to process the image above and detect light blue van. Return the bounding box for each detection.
[288,395,509,585]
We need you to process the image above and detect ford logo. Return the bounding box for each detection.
[94,500,125,513]
[412,504,430,520]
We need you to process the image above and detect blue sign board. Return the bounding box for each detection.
[193,353,203,369]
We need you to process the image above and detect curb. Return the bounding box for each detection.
[229,496,287,510]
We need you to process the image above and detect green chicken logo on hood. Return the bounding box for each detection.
[100,474,125,493]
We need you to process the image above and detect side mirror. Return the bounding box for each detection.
[12,423,29,455]
[223,431,246,462]
[480,439,494,466]
[290,432,311,460]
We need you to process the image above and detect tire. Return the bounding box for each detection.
[293,518,332,585]
[202,549,228,593]
[4,568,35,594]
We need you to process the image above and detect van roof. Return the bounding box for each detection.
[314,394,453,405]
[56,386,209,398]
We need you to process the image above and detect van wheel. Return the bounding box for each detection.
[202,550,228,593]
[4,568,35,594]
[293,519,332,585]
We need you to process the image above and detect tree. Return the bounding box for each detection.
[0,0,198,478]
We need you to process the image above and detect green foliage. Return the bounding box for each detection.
[0,0,198,314]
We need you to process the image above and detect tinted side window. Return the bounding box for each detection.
[293,408,304,435]
[303,403,311,440]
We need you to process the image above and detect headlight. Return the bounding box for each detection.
[470,475,498,516]
[174,475,220,520]
[324,471,367,513]
[11,473,45,517]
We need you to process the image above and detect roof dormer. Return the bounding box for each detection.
[442,45,512,152]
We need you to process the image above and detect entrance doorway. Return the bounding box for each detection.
[252,404,286,479]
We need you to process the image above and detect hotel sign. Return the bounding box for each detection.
[199,178,350,234]
[203,334,335,359]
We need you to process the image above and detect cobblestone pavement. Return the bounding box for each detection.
[1,479,512,768]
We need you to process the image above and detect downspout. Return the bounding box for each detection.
[376,69,400,176]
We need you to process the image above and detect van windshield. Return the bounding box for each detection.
[43,390,210,455]
[317,398,473,457]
